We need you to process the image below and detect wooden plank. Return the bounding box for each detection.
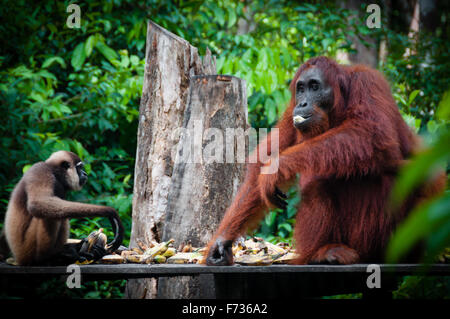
[2,263,448,298]
[1,263,449,277]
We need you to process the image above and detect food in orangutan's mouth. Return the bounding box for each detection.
[293,115,306,124]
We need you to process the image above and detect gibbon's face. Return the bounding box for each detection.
[46,151,88,191]
[293,67,334,132]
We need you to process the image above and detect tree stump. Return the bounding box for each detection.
[157,75,247,298]
[125,21,247,299]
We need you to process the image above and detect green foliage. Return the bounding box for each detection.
[381,27,450,126]
[387,92,450,264]
[0,0,144,245]
[1,278,126,299]
[194,1,362,128]
[393,276,450,299]
[255,185,299,244]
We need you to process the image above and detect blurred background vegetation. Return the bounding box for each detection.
[0,0,448,298]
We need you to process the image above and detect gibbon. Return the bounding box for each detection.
[2,151,124,265]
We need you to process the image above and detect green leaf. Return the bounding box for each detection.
[427,120,438,134]
[59,104,73,114]
[130,55,139,66]
[22,164,32,173]
[227,7,237,28]
[120,55,130,68]
[264,211,277,226]
[279,223,292,233]
[265,98,277,124]
[71,42,86,70]
[437,90,450,121]
[213,6,225,27]
[407,89,420,106]
[42,56,66,69]
[402,113,421,133]
[386,192,450,263]
[85,35,97,57]
[37,70,57,81]
[95,41,118,63]
[391,129,449,207]
[123,174,131,185]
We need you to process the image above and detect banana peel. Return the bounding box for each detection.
[167,252,203,264]
[234,254,274,266]
[265,241,287,257]
[101,254,125,264]
[75,259,95,265]
[89,236,296,265]
[6,257,18,266]
[273,252,299,264]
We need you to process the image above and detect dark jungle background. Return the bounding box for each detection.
[0,0,448,298]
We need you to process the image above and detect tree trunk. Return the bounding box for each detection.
[125,21,247,299]
[419,0,439,32]
[340,0,378,68]
[157,75,247,298]
[124,20,216,299]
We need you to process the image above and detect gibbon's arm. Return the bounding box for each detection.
[25,180,124,252]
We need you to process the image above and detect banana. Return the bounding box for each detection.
[162,247,176,258]
[142,239,175,263]
[153,255,166,263]
[126,254,143,263]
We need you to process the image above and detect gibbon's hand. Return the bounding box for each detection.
[78,238,108,261]
[206,237,233,266]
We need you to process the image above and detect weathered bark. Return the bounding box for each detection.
[125,21,247,299]
[125,21,216,299]
[157,75,247,298]
[161,75,247,246]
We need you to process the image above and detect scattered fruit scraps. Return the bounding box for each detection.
[99,236,297,265]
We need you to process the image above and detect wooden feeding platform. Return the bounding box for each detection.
[1,263,449,298]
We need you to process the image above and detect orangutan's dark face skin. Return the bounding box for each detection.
[293,67,334,131]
